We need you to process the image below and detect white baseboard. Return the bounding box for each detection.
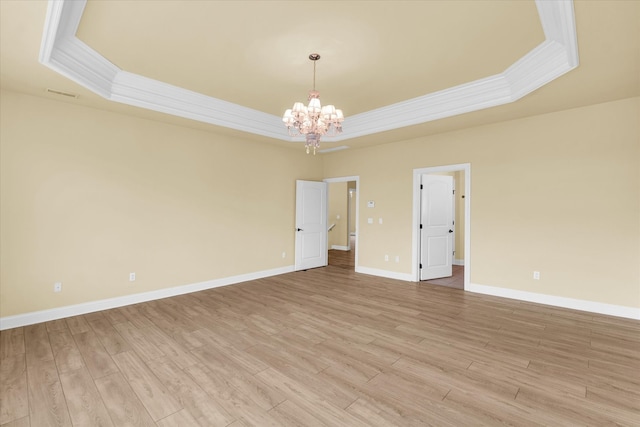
[0,265,295,330]
[331,245,350,251]
[4,267,636,329]
[467,282,640,320]
[453,259,465,266]
[355,266,413,282]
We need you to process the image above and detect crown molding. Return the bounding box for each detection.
[535,0,579,67]
[111,71,285,139]
[341,74,512,140]
[39,0,578,142]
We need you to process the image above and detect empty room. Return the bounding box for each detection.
[1,1,638,425]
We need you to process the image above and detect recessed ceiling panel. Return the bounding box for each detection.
[76,0,544,116]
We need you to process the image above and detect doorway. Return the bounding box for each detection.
[412,164,470,289]
[324,176,359,270]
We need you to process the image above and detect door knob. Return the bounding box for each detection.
[297,228,303,232]
[448,229,454,233]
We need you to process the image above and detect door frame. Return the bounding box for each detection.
[348,187,357,248]
[412,164,470,288]
[324,176,359,270]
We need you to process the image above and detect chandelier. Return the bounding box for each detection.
[282,53,344,154]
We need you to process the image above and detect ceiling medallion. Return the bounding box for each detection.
[282,54,344,154]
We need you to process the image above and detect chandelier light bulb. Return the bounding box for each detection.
[282,53,344,154]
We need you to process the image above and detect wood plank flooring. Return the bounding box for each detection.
[1,261,639,426]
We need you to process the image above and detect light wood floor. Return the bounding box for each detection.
[423,265,464,290]
[1,265,639,426]
[329,236,464,290]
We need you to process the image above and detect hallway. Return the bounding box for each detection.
[328,235,355,270]
[423,265,464,290]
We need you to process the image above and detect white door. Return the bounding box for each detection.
[295,180,328,271]
[420,174,454,280]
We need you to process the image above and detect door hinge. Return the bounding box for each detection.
[419,263,422,269]
[453,189,455,194]
[420,184,423,190]
[419,224,423,229]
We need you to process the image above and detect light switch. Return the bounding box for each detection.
[379,218,383,224]
[367,218,373,224]
[336,214,340,219]
[367,201,375,208]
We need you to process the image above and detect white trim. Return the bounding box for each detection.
[453,259,465,266]
[318,146,349,154]
[0,265,294,331]
[355,266,413,282]
[39,0,579,142]
[467,283,640,320]
[331,245,349,251]
[536,0,579,67]
[412,163,471,291]
[323,176,360,183]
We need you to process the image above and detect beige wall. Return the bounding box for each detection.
[328,182,348,248]
[1,91,638,318]
[0,90,323,317]
[323,97,640,308]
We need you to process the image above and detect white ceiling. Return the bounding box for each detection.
[1,1,638,151]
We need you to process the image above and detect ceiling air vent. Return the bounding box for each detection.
[46,88,79,99]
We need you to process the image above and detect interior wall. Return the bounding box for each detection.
[0,90,323,317]
[323,97,640,309]
[2,91,638,317]
[328,182,349,249]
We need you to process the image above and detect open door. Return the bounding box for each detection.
[420,174,454,280]
[295,180,328,270]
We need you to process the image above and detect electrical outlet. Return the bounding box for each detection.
[54,282,62,293]
[395,255,400,263]
[281,251,286,258]
[533,271,540,280]
[384,254,389,262]
[129,272,136,282]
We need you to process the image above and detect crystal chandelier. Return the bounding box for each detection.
[282,54,344,154]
